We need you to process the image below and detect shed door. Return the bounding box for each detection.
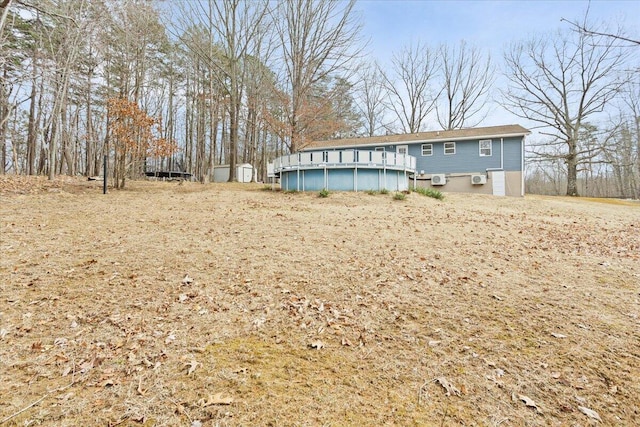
[492,171,506,196]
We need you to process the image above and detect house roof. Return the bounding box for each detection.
[302,124,531,151]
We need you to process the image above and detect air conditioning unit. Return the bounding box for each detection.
[431,174,446,186]
[471,174,487,185]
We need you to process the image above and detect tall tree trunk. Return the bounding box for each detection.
[228,65,238,182]
[566,143,579,196]
[85,59,94,176]
[207,71,218,180]
[27,69,37,175]
[185,78,193,173]
[47,96,58,180]
[0,66,9,174]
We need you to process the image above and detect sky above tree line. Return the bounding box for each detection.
[355,0,639,130]
[358,0,638,60]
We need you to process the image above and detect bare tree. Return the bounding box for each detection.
[604,76,640,198]
[380,41,439,134]
[502,29,629,196]
[272,0,362,152]
[211,0,269,181]
[353,62,386,136]
[171,0,269,181]
[436,41,493,130]
[41,0,87,179]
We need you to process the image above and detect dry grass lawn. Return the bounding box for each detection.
[1,176,639,426]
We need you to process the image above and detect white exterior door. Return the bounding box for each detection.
[492,171,506,196]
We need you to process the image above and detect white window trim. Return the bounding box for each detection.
[396,145,408,155]
[479,139,492,157]
[421,143,433,156]
[444,142,456,155]
[374,147,385,152]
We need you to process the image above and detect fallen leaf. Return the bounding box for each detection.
[309,340,325,350]
[435,377,461,397]
[56,392,74,400]
[61,365,72,377]
[341,337,352,346]
[79,359,94,373]
[518,394,542,413]
[551,332,567,338]
[99,379,115,387]
[137,377,146,396]
[253,317,266,329]
[185,360,198,376]
[578,406,602,421]
[199,393,234,406]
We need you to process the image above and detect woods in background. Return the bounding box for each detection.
[0,0,637,196]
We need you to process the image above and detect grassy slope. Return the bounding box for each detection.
[0,178,638,426]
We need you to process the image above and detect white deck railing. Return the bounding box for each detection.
[273,150,416,174]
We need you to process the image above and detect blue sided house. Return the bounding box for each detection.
[272,124,530,197]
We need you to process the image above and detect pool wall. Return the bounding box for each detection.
[273,150,416,192]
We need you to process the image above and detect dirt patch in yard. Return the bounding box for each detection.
[1,177,639,426]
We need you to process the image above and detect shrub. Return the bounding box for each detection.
[393,192,406,201]
[412,186,444,200]
[318,188,330,198]
[379,188,389,195]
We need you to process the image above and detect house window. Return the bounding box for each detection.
[479,139,492,156]
[444,142,456,155]
[421,144,433,156]
[374,146,386,160]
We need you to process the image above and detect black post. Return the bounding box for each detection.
[103,155,107,194]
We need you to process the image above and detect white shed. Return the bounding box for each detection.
[213,164,254,183]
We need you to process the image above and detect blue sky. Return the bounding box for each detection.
[357,0,638,60]
[355,0,639,129]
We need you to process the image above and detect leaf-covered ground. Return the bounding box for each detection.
[1,177,639,426]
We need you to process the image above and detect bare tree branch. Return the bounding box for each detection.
[379,41,439,134]
[436,41,494,130]
[561,18,640,47]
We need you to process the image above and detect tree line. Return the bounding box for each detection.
[0,0,637,196]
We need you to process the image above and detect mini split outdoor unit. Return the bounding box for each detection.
[431,174,446,185]
[471,174,487,185]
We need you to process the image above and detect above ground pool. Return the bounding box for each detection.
[272,150,416,192]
